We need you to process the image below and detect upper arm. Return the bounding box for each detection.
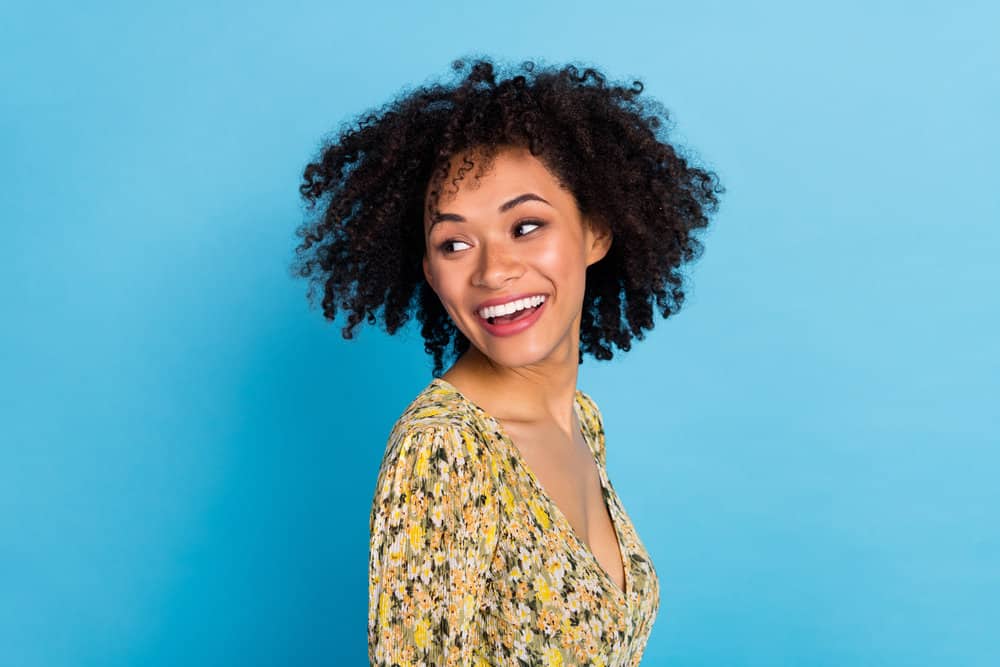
[368,422,500,666]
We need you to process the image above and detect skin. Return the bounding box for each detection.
[421,144,626,592]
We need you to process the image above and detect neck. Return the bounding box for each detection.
[443,344,581,439]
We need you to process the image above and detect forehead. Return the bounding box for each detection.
[424,146,568,220]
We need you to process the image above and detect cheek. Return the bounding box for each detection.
[426,264,466,310]
[535,239,586,286]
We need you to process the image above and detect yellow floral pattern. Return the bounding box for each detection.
[369,378,660,666]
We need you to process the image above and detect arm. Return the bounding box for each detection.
[368,422,500,666]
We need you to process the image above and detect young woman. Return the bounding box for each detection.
[293,57,723,666]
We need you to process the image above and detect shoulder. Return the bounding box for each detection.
[576,389,606,434]
[576,388,607,464]
[375,380,494,493]
[388,379,479,439]
[370,379,499,531]
[384,380,485,462]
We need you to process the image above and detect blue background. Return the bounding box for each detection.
[2,1,997,665]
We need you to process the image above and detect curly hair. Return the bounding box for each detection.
[292,56,725,377]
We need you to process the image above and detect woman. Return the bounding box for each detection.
[294,57,723,666]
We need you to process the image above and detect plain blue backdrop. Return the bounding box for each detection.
[2,1,997,665]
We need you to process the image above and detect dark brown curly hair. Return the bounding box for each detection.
[292,56,724,377]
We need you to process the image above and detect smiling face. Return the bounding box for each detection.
[422,145,612,374]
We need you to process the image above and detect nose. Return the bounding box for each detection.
[472,238,523,289]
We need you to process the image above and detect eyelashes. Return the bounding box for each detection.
[437,220,545,254]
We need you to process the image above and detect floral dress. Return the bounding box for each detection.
[368,377,660,666]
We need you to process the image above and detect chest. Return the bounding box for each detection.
[499,420,626,594]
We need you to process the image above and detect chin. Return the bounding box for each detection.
[474,339,559,369]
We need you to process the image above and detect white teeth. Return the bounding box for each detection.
[478,295,545,319]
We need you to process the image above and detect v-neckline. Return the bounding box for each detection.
[430,377,631,603]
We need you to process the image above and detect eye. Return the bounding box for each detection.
[438,239,471,254]
[436,220,544,255]
[514,220,544,237]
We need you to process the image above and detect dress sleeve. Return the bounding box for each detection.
[368,422,500,667]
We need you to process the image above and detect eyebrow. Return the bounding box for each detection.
[428,193,551,231]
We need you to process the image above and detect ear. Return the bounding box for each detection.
[585,217,613,267]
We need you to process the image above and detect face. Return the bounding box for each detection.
[422,145,612,373]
